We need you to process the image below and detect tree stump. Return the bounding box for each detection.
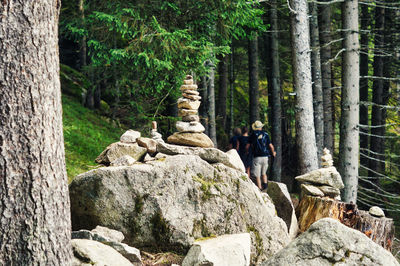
[296,195,394,251]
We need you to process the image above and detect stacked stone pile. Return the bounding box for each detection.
[167,75,214,148]
[295,148,344,200]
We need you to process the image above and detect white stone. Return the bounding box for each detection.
[180,84,198,91]
[177,97,201,110]
[176,121,205,133]
[178,109,198,117]
[369,206,385,217]
[95,142,147,165]
[91,225,125,242]
[120,130,141,143]
[183,79,194,85]
[110,155,136,167]
[182,233,251,266]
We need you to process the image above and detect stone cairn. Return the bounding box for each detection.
[295,148,343,200]
[167,75,214,148]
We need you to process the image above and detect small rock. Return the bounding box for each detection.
[295,166,344,190]
[95,142,147,165]
[177,98,201,110]
[183,79,193,85]
[178,109,198,117]
[182,89,200,96]
[110,155,136,167]
[369,206,385,217]
[167,132,214,148]
[150,129,164,143]
[143,153,155,162]
[106,242,142,265]
[180,84,198,91]
[182,115,200,122]
[318,185,340,198]
[182,93,201,101]
[176,121,205,133]
[91,225,125,243]
[301,184,324,197]
[137,137,157,155]
[120,130,141,143]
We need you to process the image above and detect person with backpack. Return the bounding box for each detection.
[246,120,276,190]
[238,126,252,178]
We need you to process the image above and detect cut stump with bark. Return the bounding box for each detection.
[296,195,394,251]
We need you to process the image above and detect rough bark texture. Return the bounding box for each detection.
[207,63,217,146]
[290,0,319,174]
[319,0,334,153]
[229,46,235,136]
[199,75,209,136]
[0,0,72,264]
[339,0,360,203]
[269,0,282,181]
[248,36,259,124]
[309,2,324,165]
[217,55,228,131]
[359,4,370,169]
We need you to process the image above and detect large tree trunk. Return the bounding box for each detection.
[309,1,324,165]
[0,1,72,264]
[339,0,360,203]
[199,75,209,136]
[248,36,260,124]
[359,3,370,169]
[207,62,217,146]
[79,0,87,70]
[229,45,235,136]
[368,6,386,180]
[269,0,282,181]
[319,0,334,153]
[290,0,319,174]
[217,55,228,131]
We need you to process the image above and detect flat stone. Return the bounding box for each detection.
[369,206,385,217]
[120,130,141,143]
[91,225,125,243]
[295,166,344,190]
[183,79,193,85]
[182,115,200,122]
[95,142,147,165]
[110,155,136,167]
[182,90,199,96]
[167,132,214,148]
[176,121,205,133]
[150,129,164,142]
[137,137,157,155]
[180,84,198,91]
[182,93,201,101]
[301,184,324,197]
[177,98,200,110]
[178,109,198,117]
[318,185,340,198]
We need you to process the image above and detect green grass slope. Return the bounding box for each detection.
[62,95,124,182]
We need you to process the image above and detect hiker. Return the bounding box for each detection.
[246,120,276,190]
[238,126,252,178]
[228,127,241,151]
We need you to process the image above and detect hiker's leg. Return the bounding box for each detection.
[256,176,262,190]
[262,174,268,184]
[261,157,269,189]
[251,157,262,189]
[246,167,251,178]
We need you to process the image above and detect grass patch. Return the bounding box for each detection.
[62,95,124,182]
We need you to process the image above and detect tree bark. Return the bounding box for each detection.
[207,62,217,146]
[290,0,319,174]
[199,75,209,136]
[248,36,260,124]
[269,0,282,181]
[0,1,72,264]
[319,0,334,153]
[368,6,385,181]
[339,0,360,203]
[217,55,228,131]
[359,4,370,169]
[309,1,324,165]
[229,45,235,137]
[79,0,87,70]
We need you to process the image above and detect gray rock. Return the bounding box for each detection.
[295,166,344,189]
[91,225,125,243]
[267,182,298,239]
[120,130,141,143]
[110,155,136,167]
[182,89,199,96]
[301,184,324,197]
[106,242,142,265]
[150,129,164,143]
[178,109,198,117]
[176,121,205,133]
[182,115,200,122]
[167,132,214,148]
[182,233,251,266]
[137,137,157,155]
[182,93,201,101]
[158,142,245,173]
[180,84,198,91]
[72,239,133,266]
[369,206,385,217]
[318,185,340,198]
[177,98,201,110]
[70,155,289,265]
[261,218,399,266]
[95,142,147,165]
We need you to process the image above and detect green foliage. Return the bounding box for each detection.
[62,95,124,182]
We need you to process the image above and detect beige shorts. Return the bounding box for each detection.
[251,156,269,178]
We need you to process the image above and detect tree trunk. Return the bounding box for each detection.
[199,75,209,136]
[79,0,87,70]
[269,0,282,181]
[309,1,324,165]
[369,6,385,182]
[290,0,319,174]
[339,0,360,203]
[248,36,259,124]
[0,1,72,264]
[217,55,228,131]
[319,0,334,153]
[207,62,217,146]
[229,45,235,137]
[359,4,370,169]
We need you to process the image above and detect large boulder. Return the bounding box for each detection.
[267,182,298,239]
[70,155,289,265]
[157,142,245,173]
[182,233,251,266]
[261,218,399,266]
[295,166,344,189]
[95,142,147,165]
[72,239,133,266]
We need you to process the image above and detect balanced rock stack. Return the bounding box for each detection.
[167,75,214,148]
[295,148,344,200]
